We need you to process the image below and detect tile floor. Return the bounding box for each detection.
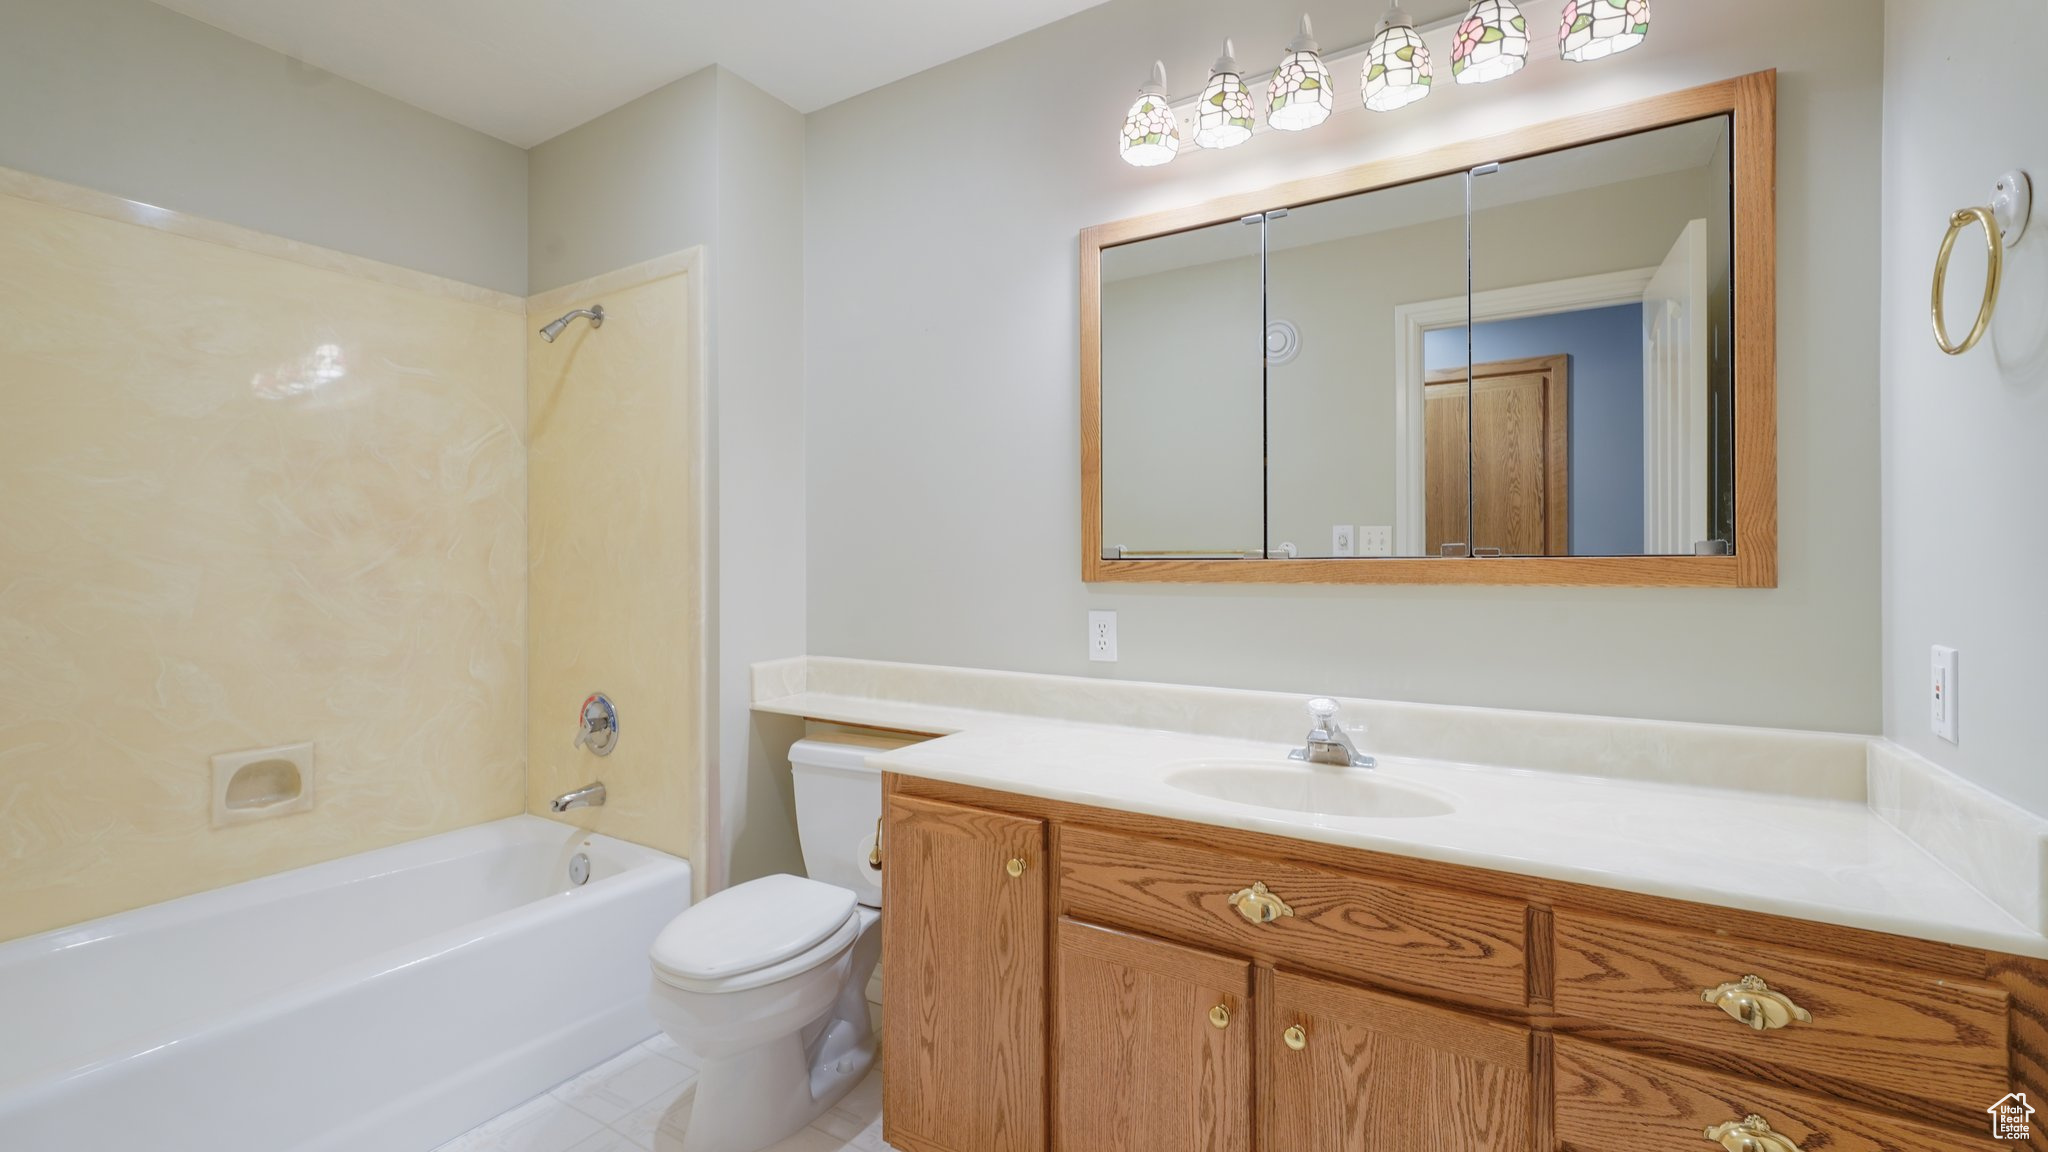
[434,1004,894,1152]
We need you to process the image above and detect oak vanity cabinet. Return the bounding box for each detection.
[880,778,2037,1152]
[882,795,1048,1152]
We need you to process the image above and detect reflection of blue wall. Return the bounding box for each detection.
[1423,305,1643,555]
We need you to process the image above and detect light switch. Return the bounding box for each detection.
[1931,645,1958,743]
[1358,526,1393,557]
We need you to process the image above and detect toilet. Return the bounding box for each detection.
[648,740,885,1152]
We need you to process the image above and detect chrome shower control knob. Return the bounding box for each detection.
[574,693,619,756]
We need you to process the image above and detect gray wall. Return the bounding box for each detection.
[528,66,810,888]
[805,0,1885,733]
[0,0,529,294]
[1881,0,2048,815]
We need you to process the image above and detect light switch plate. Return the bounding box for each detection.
[1931,645,1958,743]
[1331,525,1356,557]
[1358,525,1393,557]
[1088,610,1118,662]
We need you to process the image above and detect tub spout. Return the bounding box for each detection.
[551,782,606,812]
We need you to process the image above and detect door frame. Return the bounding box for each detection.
[1391,267,1653,557]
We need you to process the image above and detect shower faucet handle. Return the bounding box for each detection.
[574,693,618,756]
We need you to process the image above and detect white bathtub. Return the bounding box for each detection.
[0,815,692,1152]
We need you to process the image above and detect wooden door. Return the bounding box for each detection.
[1264,970,1535,1152]
[884,794,1048,1152]
[1426,355,1570,556]
[1054,920,1254,1152]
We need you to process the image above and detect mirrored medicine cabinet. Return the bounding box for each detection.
[1081,71,1777,587]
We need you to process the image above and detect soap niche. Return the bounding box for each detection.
[211,742,315,827]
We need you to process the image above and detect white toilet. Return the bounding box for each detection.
[648,740,885,1152]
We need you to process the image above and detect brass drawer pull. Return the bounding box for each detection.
[1701,975,1812,1031]
[1282,1024,1308,1051]
[1006,857,1027,878]
[1227,882,1295,925]
[1705,1114,1804,1152]
[1208,1004,1231,1029]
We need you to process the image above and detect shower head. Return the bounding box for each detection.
[539,304,605,343]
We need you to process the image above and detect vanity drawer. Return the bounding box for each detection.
[1553,912,2010,1108]
[1554,1037,1983,1152]
[1057,825,1528,1007]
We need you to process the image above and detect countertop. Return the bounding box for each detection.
[756,681,2048,960]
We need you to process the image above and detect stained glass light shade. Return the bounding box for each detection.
[1195,41,1255,149]
[1452,0,1530,85]
[1364,8,1433,112]
[1268,17,1332,132]
[1559,0,1649,61]
[1119,61,1180,167]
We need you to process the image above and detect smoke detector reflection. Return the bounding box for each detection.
[252,343,347,400]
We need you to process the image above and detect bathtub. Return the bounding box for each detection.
[0,815,692,1152]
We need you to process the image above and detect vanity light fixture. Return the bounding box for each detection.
[1267,16,1333,132]
[1559,0,1649,62]
[1452,0,1530,85]
[1118,61,1181,167]
[1363,4,1433,112]
[1195,40,1256,149]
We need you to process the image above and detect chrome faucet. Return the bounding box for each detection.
[1289,698,1375,768]
[550,782,606,812]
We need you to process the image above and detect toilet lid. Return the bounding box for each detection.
[651,874,857,983]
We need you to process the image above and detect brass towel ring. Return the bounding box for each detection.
[1932,170,2032,357]
[1931,206,2002,356]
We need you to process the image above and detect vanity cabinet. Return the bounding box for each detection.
[1054,920,1254,1152]
[1266,971,1535,1151]
[881,795,1047,1152]
[879,776,2042,1152]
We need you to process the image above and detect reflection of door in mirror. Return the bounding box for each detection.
[1425,356,1568,556]
[1465,115,1734,557]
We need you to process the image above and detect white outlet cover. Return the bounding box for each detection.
[1088,610,1118,662]
[1931,645,1958,744]
[211,742,315,827]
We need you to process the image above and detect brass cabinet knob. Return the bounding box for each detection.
[1227,882,1295,925]
[1701,976,1812,1031]
[1208,1004,1231,1029]
[1006,857,1027,878]
[1705,1115,1805,1152]
[1282,1024,1308,1051]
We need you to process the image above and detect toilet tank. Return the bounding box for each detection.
[790,738,899,908]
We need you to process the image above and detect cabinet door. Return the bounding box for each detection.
[1055,919,1254,1152]
[1266,971,1534,1152]
[883,794,1048,1152]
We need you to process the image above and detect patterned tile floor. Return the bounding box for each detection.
[434,1008,893,1152]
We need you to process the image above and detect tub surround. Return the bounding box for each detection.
[525,251,708,871]
[0,169,528,944]
[753,657,2048,959]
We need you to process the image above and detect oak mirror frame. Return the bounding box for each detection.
[1080,71,1776,588]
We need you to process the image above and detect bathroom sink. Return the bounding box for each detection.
[1162,761,1454,820]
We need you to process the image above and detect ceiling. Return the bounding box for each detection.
[148,0,1115,148]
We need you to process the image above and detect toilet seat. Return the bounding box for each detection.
[651,874,858,994]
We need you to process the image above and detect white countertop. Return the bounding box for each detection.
[756,680,2048,960]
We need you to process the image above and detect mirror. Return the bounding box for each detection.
[1082,72,1774,586]
[1265,173,1469,558]
[1464,116,1733,556]
[1100,218,1263,559]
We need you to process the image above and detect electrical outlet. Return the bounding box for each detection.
[1088,610,1118,663]
[1358,525,1393,557]
[1931,645,1958,743]
[1331,525,1356,557]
